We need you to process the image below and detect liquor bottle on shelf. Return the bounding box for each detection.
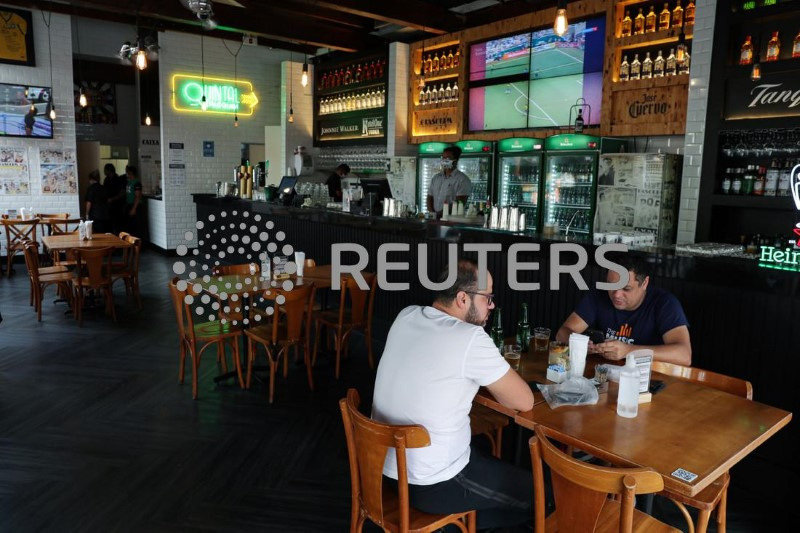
[721,170,731,195]
[645,6,657,34]
[743,165,755,195]
[659,3,671,31]
[620,54,630,81]
[672,0,683,28]
[344,65,352,85]
[740,35,754,65]
[794,31,800,58]
[446,49,454,69]
[574,108,584,133]
[424,54,432,74]
[732,170,743,195]
[379,88,386,106]
[355,63,363,83]
[679,49,691,74]
[379,59,386,78]
[432,52,440,72]
[320,73,328,90]
[666,48,677,75]
[685,1,695,25]
[765,159,779,197]
[365,61,373,81]
[634,8,645,35]
[642,52,653,79]
[431,84,439,104]
[753,166,765,196]
[654,50,665,77]
[630,53,641,80]
[766,32,781,62]
[453,48,461,68]
[444,82,452,101]
[451,81,459,101]
[778,160,792,196]
[424,85,432,105]
[621,10,632,37]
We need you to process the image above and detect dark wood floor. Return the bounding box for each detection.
[0,251,788,531]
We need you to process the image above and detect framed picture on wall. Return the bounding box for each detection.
[0,7,36,67]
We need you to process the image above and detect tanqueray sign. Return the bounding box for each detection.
[171,74,259,116]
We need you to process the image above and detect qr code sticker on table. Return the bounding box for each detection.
[671,468,698,483]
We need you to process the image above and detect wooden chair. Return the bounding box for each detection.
[469,402,509,459]
[211,263,261,322]
[530,425,679,533]
[22,242,73,321]
[45,217,83,267]
[244,283,316,403]
[312,272,377,379]
[2,218,39,277]
[111,235,143,309]
[71,247,116,326]
[651,361,752,533]
[339,389,476,533]
[168,278,244,399]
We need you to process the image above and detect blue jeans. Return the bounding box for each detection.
[404,446,533,529]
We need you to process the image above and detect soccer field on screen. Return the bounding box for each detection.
[483,55,530,79]
[531,46,584,79]
[480,74,585,129]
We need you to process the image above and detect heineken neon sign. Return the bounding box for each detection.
[758,164,800,272]
[171,74,259,116]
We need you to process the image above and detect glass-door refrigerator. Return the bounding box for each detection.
[417,142,451,214]
[496,137,544,232]
[542,135,628,238]
[454,140,494,205]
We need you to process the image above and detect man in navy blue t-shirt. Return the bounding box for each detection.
[556,254,691,365]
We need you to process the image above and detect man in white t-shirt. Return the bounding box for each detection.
[372,259,535,529]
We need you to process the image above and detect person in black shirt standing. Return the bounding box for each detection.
[325,163,349,202]
[85,169,110,233]
[103,163,126,234]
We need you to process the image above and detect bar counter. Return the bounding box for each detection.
[194,193,797,495]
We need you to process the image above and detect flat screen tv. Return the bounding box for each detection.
[467,16,606,131]
[0,83,54,138]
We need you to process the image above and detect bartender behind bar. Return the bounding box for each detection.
[427,146,472,218]
[326,163,349,202]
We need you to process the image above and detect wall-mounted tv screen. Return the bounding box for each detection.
[0,83,54,138]
[467,16,605,131]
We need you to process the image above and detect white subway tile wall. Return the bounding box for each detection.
[0,11,79,255]
[678,0,717,244]
[156,31,297,250]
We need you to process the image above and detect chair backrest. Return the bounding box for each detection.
[168,277,189,344]
[22,241,41,283]
[124,235,142,275]
[650,361,752,400]
[118,232,131,240]
[337,272,377,326]
[74,247,113,287]
[530,425,663,533]
[263,283,314,343]
[3,218,39,249]
[36,213,69,219]
[339,389,430,532]
[212,263,260,276]
[304,258,316,268]
[47,217,82,235]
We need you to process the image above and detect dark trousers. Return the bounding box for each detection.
[403,447,533,529]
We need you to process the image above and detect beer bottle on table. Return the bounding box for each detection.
[516,302,530,350]
[491,308,504,348]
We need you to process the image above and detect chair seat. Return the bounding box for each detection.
[39,271,75,283]
[380,482,474,533]
[543,499,680,533]
[244,323,303,346]
[661,471,729,511]
[39,265,70,274]
[315,309,366,328]
[73,277,112,287]
[194,321,242,338]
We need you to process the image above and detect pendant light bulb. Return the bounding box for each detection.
[751,56,761,81]
[79,90,87,108]
[234,114,239,127]
[135,49,147,70]
[49,106,56,120]
[144,113,152,126]
[301,62,309,87]
[201,95,208,111]
[30,103,36,112]
[554,1,568,37]
[288,107,294,123]
[676,42,686,63]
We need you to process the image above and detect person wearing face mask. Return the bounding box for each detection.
[372,259,535,530]
[427,146,472,218]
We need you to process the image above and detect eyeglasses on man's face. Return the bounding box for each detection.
[463,291,494,306]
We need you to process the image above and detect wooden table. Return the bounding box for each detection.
[197,265,333,295]
[41,233,132,252]
[476,348,792,498]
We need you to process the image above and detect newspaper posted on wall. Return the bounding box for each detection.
[596,186,636,231]
[40,148,77,194]
[0,147,30,194]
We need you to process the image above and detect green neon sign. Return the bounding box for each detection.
[758,246,800,272]
[171,74,259,115]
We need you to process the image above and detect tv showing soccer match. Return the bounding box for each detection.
[467,16,606,131]
[0,83,54,139]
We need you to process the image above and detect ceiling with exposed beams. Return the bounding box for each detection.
[0,0,557,55]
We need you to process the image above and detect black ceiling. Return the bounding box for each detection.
[0,0,557,55]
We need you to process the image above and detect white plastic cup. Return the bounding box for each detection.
[295,251,305,277]
[568,333,589,378]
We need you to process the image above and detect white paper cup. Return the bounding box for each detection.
[295,251,305,277]
[569,333,589,378]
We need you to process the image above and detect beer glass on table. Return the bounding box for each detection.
[503,344,521,371]
[533,327,550,359]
